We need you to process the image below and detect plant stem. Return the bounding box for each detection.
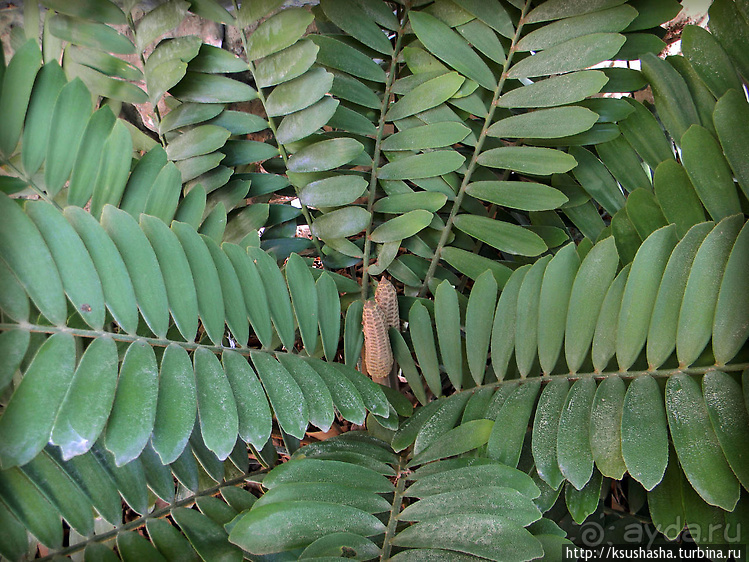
[231,0,324,259]
[418,0,532,297]
[4,322,745,385]
[380,455,409,560]
[36,470,265,562]
[361,4,409,300]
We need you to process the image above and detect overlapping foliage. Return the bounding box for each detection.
[0,0,748,560]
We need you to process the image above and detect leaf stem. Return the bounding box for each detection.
[1,159,63,209]
[231,0,324,259]
[418,0,532,296]
[36,470,265,562]
[361,4,409,300]
[380,454,409,560]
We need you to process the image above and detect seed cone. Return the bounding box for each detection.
[362,300,393,379]
[374,277,399,330]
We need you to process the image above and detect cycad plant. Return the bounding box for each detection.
[0,0,747,559]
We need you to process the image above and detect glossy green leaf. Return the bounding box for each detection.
[0,332,75,468]
[454,215,547,257]
[88,120,133,217]
[641,52,700,143]
[714,88,749,200]
[489,266,527,380]
[21,61,66,175]
[409,11,496,90]
[41,0,125,24]
[166,124,230,161]
[370,210,433,244]
[620,375,669,490]
[193,347,239,460]
[171,220,225,345]
[478,146,577,175]
[619,98,674,171]
[276,96,338,144]
[510,33,625,79]
[703,371,749,490]
[26,200,106,330]
[321,0,391,54]
[677,215,743,366]
[532,378,569,490]
[713,222,749,365]
[170,72,256,103]
[497,70,608,109]
[283,253,318,354]
[392,513,542,560]
[682,25,742,99]
[513,256,550,377]
[312,36,386,84]
[135,0,189,51]
[414,393,473,455]
[616,225,678,370]
[0,194,67,326]
[51,336,117,460]
[256,42,317,90]
[646,222,713,370]
[248,8,313,60]
[0,39,42,156]
[172,507,242,562]
[251,351,308,439]
[102,205,170,338]
[538,244,580,374]
[409,301,442,397]
[565,469,603,525]
[311,206,371,241]
[0,467,63,548]
[432,280,462,390]
[104,340,158,466]
[63,206,139,335]
[67,107,117,206]
[189,43,246,74]
[148,344,196,465]
[49,14,134,53]
[652,160,706,239]
[387,72,465,121]
[489,107,598,140]
[276,354,334,434]
[288,138,364,173]
[247,247,296,350]
[488,381,541,468]
[564,236,619,372]
[464,270,498,385]
[558,377,596,490]
[591,264,630,372]
[382,122,470,152]
[379,150,465,180]
[666,373,740,511]
[230,500,385,555]
[410,420,495,467]
[44,78,92,196]
[316,272,340,362]
[223,243,274,349]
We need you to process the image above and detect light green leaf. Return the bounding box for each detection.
[311,36,387,83]
[713,89,749,200]
[381,122,470,151]
[621,376,669,490]
[533,378,569,489]
[41,0,126,24]
[316,272,341,362]
[677,215,742,366]
[478,146,577,175]
[321,0,392,54]
[409,11,497,90]
[454,214,547,256]
[151,344,196,464]
[557,377,596,490]
[0,332,75,469]
[276,96,339,145]
[465,270,498,385]
[288,138,364,173]
[713,222,749,365]
[509,33,625,79]
[379,150,465,180]
[370,210,433,243]
[48,14,134,54]
[526,0,627,23]
[194,347,239,460]
[170,72,257,103]
[410,420,495,467]
[467,181,568,212]
[434,280,463,391]
[248,8,313,60]
[666,374,740,511]
[68,107,117,207]
[21,61,66,175]
[26,200,105,330]
[136,0,189,51]
[251,351,308,439]
[488,381,541,467]
[311,206,371,240]
[172,220,226,345]
[276,353,334,433]
[254,38,318,87]
[265,67,333,117]
[285,253,319,353]
[386,72,465,121]
[104,340,158,466]
[45,78,92,197]
[497,70,608,109]
[299,175,368,208]
[409,301,442,397]
[488,107,598,139]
